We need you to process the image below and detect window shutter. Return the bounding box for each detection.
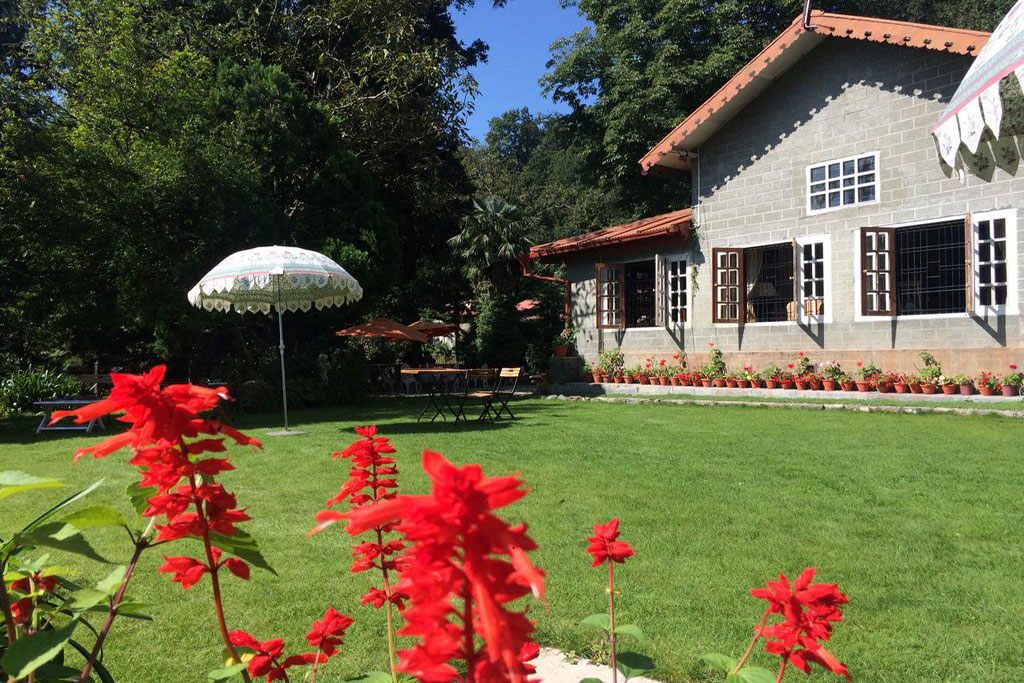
[595,263,624,329]
[861,228,895,316]
[712,247,745,323]
[791,238,799,321]
[655,254,666,327]
[964,213,974,314]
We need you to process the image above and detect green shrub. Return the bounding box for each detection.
[0,366,85,416]
[233,379,277,413]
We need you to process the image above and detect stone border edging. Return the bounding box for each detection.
[542,393,1024,418]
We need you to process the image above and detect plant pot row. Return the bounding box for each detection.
[588,374,1019,397]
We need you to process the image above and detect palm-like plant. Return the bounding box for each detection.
[448,196,531,293]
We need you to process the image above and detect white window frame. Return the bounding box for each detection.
[666,254,690,327]
[795,234,832,324]
[806,151,880,215]
[853,210,1019,321]
[973,209,1019,316]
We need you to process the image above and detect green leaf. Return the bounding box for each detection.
[126,482,157,516]
[579,679,604,683]
[14,522,110,563]
[736,667,776,683]
[208,529,276,575]
[0,471,63,500]
[209,662,248,680]
[579,613,611,631]
[61,505,132,530]
[66,638,116,683]
[66,587,109,613]
[114,600,153,620]
[0,620,77,679]
[346,673,395,683]
[614,624,644,640]
[2,480,105,562]
[95,565,126,595]
[34,662,85,681]
[616,652,655,681]
[702,653,739,673]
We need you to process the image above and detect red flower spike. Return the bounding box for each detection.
[751,567,851,681]
[341,449,544,683]
[305,607,355,657]
[586,518,635,567]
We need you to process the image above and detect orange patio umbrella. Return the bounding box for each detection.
[336,318,429,343]
[408,320,462,338]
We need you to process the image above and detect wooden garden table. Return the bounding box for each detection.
[400,368,469,422]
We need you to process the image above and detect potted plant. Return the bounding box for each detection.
[976,371,999,396]
[724,373,737,388]
[598,349,624,383]
[623,368,634,384]
[794,373,809,391]
[838,372,855,392]
[553,326,576,357]
[588,362,601,383]
[818,361,841,391]
[613,371,624,384]
[906,373,922,393]
[938,375,958,395]
[1001,365,1021,396]
[954,373,974,395]
[893,373,909,394]
[855,362,881,392]
[763,363,780,389]
[918,352,943,395]
[655,358,672,385]
[875,372,897,393]
[779,367,796,389]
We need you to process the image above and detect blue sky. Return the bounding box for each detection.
[453,1,591,142]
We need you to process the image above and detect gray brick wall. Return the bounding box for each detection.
[569,40,1024,375]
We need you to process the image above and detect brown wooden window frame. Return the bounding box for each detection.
[595,262,625,329]
[712,247,745,323]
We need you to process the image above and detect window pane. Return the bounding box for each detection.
[810,166,825,182]
[828,180,840,190]
[843,189,855,204]
[858,185,876,202]
[979,243,990,261]
[814,243,823,258]
[810,194,826,210]
[996,285,1007,304]
[895,219,966,314]
[994,218,1006,238]
[978,220,990,240]
[843,177,856,187]
[811,183,825,193]
[828,191,840,207]
[828,163,840,178]
[858,155,875,172]
[843,160,855,175]
[745,243,794,323]
[993,241,1005,261]
[857,173,875,185]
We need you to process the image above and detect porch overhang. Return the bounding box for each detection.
[528,208,693,263]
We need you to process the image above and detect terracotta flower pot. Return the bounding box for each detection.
[658,377,669,386]
[781,379,795,390]
[711,378,725,387]
[591,373,601,383]
[979,386,995,396]
[909,382,922,394]
[623,376,632,384]
[810,378,823,390]
[600,374,610,383]
[941,384,957,395]
[681,378,692,386]
[959,384,974,396]
[670,377,681,386]
[794,379,809,390]
[822,380,837,391]
[736,379,750,388]
[855,381,872,392]
[921,383,937,395]
[726,379,738,388]
[553,345,569,357]
[894,382,908,394]
[877,382,893,394]
[1002,385,1019,397]
[765,379,779,389]
[840,381,854,391]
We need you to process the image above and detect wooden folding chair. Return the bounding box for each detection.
[479,367,521,421]
[452,369,495,423]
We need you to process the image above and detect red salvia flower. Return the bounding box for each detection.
[7,573,58,626]
[751,567,851,680]
[585,518,635,567]
[1011,364,1018,370]
[340,450,545,683]
[159,547,249,589]
[305,607,355,656]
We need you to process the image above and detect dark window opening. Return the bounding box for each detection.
[625,261,656,327]
[744,243,793,323]
[895,220,965,315]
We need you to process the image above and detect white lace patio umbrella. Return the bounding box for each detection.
[934,0,1024,177]
[187,246,363,434]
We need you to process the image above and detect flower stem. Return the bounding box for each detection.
[375,528,400,683]
[0,576,17,647]
[608,561,617,683]
[732,609,770,675]
[775,659,788,683]
[463,581,475,683]
[78,520,155,683]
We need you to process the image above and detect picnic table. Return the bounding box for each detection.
[34,399,106,434]
[401,368,469,422]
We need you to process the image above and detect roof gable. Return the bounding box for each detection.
[639,11,990,175]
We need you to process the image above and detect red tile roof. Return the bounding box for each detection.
[639,11,990,175]
[528,208,692,261]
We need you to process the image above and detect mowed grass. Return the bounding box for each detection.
[3,398,1024,682]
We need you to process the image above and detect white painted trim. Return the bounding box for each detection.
[806,151,880,216]
[795,234,833,324]
[973,208,1019,316]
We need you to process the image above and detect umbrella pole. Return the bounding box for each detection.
[278,310,289,431]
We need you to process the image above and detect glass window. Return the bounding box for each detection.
[744,243,794,323]
[625,261,656,327]
[667,258,687,324]
[895,220,966,315]
[977,217,1008,307]
[809,153,879,213]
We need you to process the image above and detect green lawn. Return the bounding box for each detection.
[3,398,1024,682]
